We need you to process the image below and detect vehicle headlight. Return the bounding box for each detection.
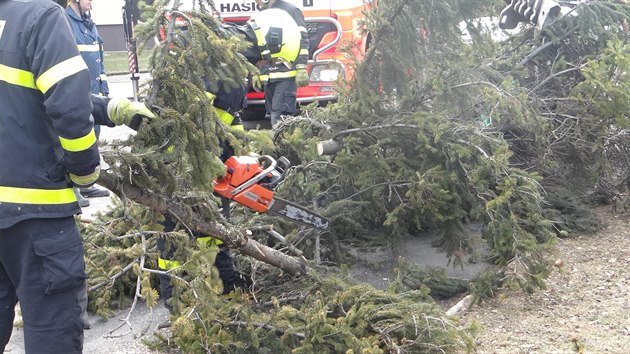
[309,62,344,83]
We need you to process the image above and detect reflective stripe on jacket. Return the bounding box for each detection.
[204,78,246,130]
[65,6,109,95]
[0,0,99,228]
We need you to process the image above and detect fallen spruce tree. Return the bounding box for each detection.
[80,0,630,352]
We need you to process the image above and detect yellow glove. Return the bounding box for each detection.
[69,166,100,188]
[107,97,157,130]
[251,74,265,92]
[295,67,309,87]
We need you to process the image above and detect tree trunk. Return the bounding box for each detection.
[98,170,308,276]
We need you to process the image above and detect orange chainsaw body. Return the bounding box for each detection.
[213,156,274,213]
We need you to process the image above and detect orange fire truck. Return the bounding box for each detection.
[165,0,376,120]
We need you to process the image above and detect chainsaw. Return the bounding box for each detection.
[213,155,330,230]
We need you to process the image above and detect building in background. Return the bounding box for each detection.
[91,0,127,51]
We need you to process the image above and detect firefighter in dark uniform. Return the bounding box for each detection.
[65,0,109,99]
[0,1,99,352]
[0,1,155,351]
[252,0,310,128]
[156,80,248,313]
[154,17,260,313]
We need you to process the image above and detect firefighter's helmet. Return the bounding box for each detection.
[248,8,301,63]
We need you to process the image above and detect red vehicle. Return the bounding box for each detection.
[164,0,376,120]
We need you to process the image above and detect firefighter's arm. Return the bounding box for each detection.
[292,9,310,87]
[292,8,310,68]
[28,5,99,182]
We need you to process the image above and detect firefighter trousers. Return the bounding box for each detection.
[264,78,298,127]
[0,217,86,353]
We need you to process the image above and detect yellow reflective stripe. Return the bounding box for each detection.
[205,91,216,102]
[254,27,266,47]
[299,49,309,55]
[77,44,100,52]
[298,26,307,32]
[196,236,223,246]
[268,71,297,79]
[259,74,269,81]
[36,55,88,94]
[0,64,37,89]
[215,107,234,125]
[98,74,108,81]
[232,124,244,131]
[158,258,181,270]
[58,128,97,152]
[0,186,77,204]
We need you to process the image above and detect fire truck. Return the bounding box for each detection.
[164,0,376,120]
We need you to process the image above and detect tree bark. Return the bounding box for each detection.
[98,170,308,276]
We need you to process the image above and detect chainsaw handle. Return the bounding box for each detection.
[230,155,277,196]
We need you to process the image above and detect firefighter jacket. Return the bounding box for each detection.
[65,6,109,95]
[0,0,100,228]
[203,77,246,130]
[259,0,309,82]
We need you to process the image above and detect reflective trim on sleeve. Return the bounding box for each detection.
[251,21,272,60]
[158,258,181,270]
[58,128,97,152]
[36,55,88,94]
[0,186,77,205]
[77,44,100,52]
[268,70,297,79]
[298,26,307,32]
[0,64,37,90]
[98,74,108,81]
[215,107,235,126]
[299,49,309,56]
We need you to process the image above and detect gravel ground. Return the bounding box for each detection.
[460,206,630,353]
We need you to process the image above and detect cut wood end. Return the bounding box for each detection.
[317,139,342,156]
[445,294,473,317]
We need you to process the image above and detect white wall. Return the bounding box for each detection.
[90,0,125,25]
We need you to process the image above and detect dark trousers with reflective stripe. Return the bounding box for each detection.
[0,217,86,354]
[264,78,298,127]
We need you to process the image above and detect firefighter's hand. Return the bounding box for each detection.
[107,97,157,131]
[295,67,309,87]
[251,75,265,92]
[69,166,100,188]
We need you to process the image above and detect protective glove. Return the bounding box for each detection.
[107,97,157,131]
[69,166,100,188]
[295,67,309,87]
[251,74,266,92]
